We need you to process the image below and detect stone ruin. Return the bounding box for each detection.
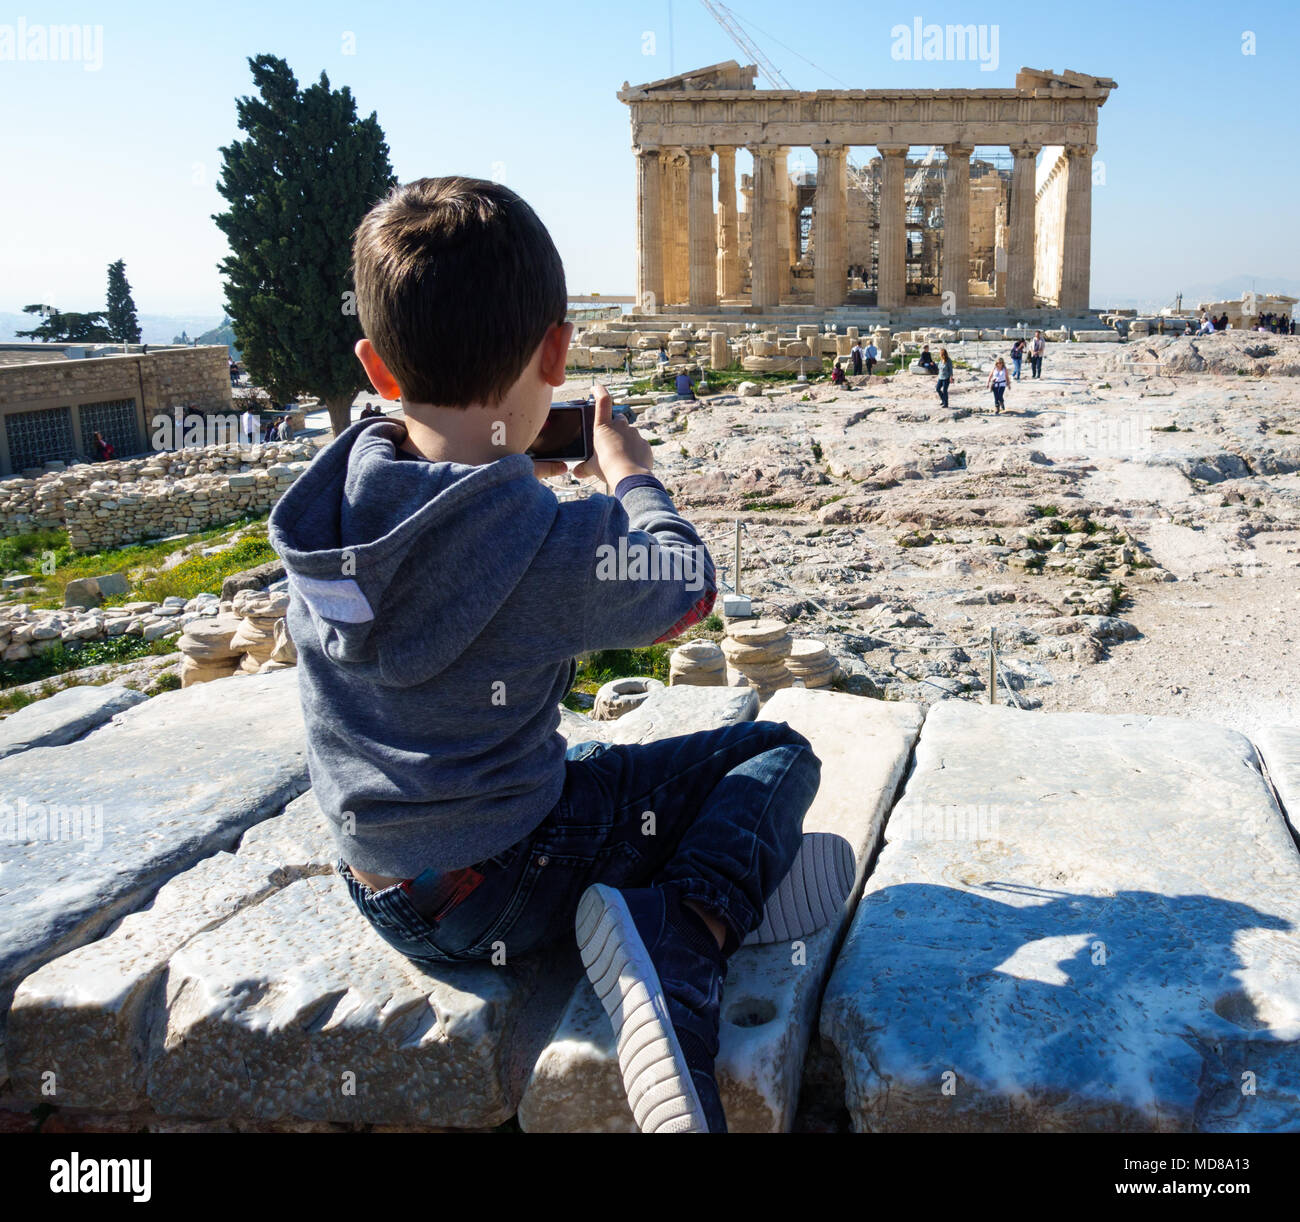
[1,672,1297,1133]
[0,439,315,550]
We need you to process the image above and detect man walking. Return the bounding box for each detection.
[1029,331,1045,379]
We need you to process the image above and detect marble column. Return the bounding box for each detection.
[1059,145,1094,315]
[774,148,790,300]
[1006,144,1039,314]
[814,146,847,309]
[635,148,664,314]
[715,147,740,301]
[749,146,780,310]
[687,148,718,307]
[876,146,907,311]
[660,151,689,306]
[941,144,971,311]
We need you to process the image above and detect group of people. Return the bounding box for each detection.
[1195,312,1231,335]
[261,415,295,441]
[1252,312,1294,335]
[359,402,388,419]
[830,331,1047,415]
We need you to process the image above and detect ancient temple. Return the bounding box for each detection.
[618,62,1116,316]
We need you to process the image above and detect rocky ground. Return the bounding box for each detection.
[559,331,1300,740]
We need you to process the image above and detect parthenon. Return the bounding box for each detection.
[619,62,1117,317]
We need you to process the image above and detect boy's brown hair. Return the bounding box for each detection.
[352,177,567,406]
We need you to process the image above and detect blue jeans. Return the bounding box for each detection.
[1012,356,1022,379]
[339,721,821,964]
[936,377,950,408]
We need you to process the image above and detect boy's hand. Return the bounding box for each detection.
[573,384,653,489]
[531,459,569,481]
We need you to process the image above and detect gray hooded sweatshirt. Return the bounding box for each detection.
[268,417,716,877]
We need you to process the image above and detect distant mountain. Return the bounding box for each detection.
[195,316,240,357]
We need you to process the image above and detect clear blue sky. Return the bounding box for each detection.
[1,0,1296,317]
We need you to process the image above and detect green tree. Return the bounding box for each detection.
[214,54,396,435]
[105,259,142,343]
[16,304,112,343]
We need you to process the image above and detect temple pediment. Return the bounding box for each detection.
[620,60,757,98]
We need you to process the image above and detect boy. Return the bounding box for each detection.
[269,177,831,1133]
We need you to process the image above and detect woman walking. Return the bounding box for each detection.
[1009,338,1026,380]
[935,347,953,409]
[988,356,1009,413]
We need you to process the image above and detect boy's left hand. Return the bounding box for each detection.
[532,459,568,480]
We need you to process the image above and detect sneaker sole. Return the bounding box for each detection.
[576,884,709,1133]
[743,831,857,946]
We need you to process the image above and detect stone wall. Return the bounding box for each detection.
[0,346,233,476]
[1033,147,1069,307]
[63,462,308,553]
[0,439,315,546]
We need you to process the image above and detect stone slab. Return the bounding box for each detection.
[8,791,335,1109]
[1256,726,1300,836]
[0,669,309,1084]
[821,702,1300,1133]
[146,873,577,1128]
[0,684,148,760]
[518,689,925,1132]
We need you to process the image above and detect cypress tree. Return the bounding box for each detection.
[214,55,396,435]
[105,260,142,343]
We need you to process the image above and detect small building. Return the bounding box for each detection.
[1194,294,1296,331]
[0,344,233,477]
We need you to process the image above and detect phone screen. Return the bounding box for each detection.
[527,403,590,461]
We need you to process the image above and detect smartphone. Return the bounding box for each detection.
[526,399,636,463]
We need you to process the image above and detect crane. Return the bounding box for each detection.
[699,0,793,90]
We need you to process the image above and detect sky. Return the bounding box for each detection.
[0,0,1296,320]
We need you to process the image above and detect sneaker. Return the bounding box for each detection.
[743,831,857,946]
[576,884,727,1133]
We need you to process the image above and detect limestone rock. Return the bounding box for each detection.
[592,676,665,721]
[146,873,576,1127]
[519,689,924,1131]
[0,684,147,760]
[0,669,310,1084]
[821,702,1300,1133]
[1256,725,1300,829]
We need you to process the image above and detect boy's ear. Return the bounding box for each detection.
[355,339,403,400]
[538,321,574,388]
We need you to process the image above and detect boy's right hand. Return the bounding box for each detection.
[574,384,654,489]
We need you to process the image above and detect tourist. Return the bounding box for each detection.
[91,430,114,462]
[918,345,938,374]
[675,369,696,400]
[657,343,669,364]
[1010,337,1026,380]
[1029,330,1045,378]
[1183,320,1194,336]
[988,356,1009,413]
[277,416,294,441]
[268,176,822,1135]
[831,359,846,385]
[850,339,863,376]
[863,338,879,376]
[936,347,953,409]
[239,406,258,443]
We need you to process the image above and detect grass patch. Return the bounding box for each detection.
[0,634,178,693]
[121,533,276,607]
[1030,504,1060,519]
[4,516,271,609]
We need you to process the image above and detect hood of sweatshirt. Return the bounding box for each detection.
[268,417,558,688]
